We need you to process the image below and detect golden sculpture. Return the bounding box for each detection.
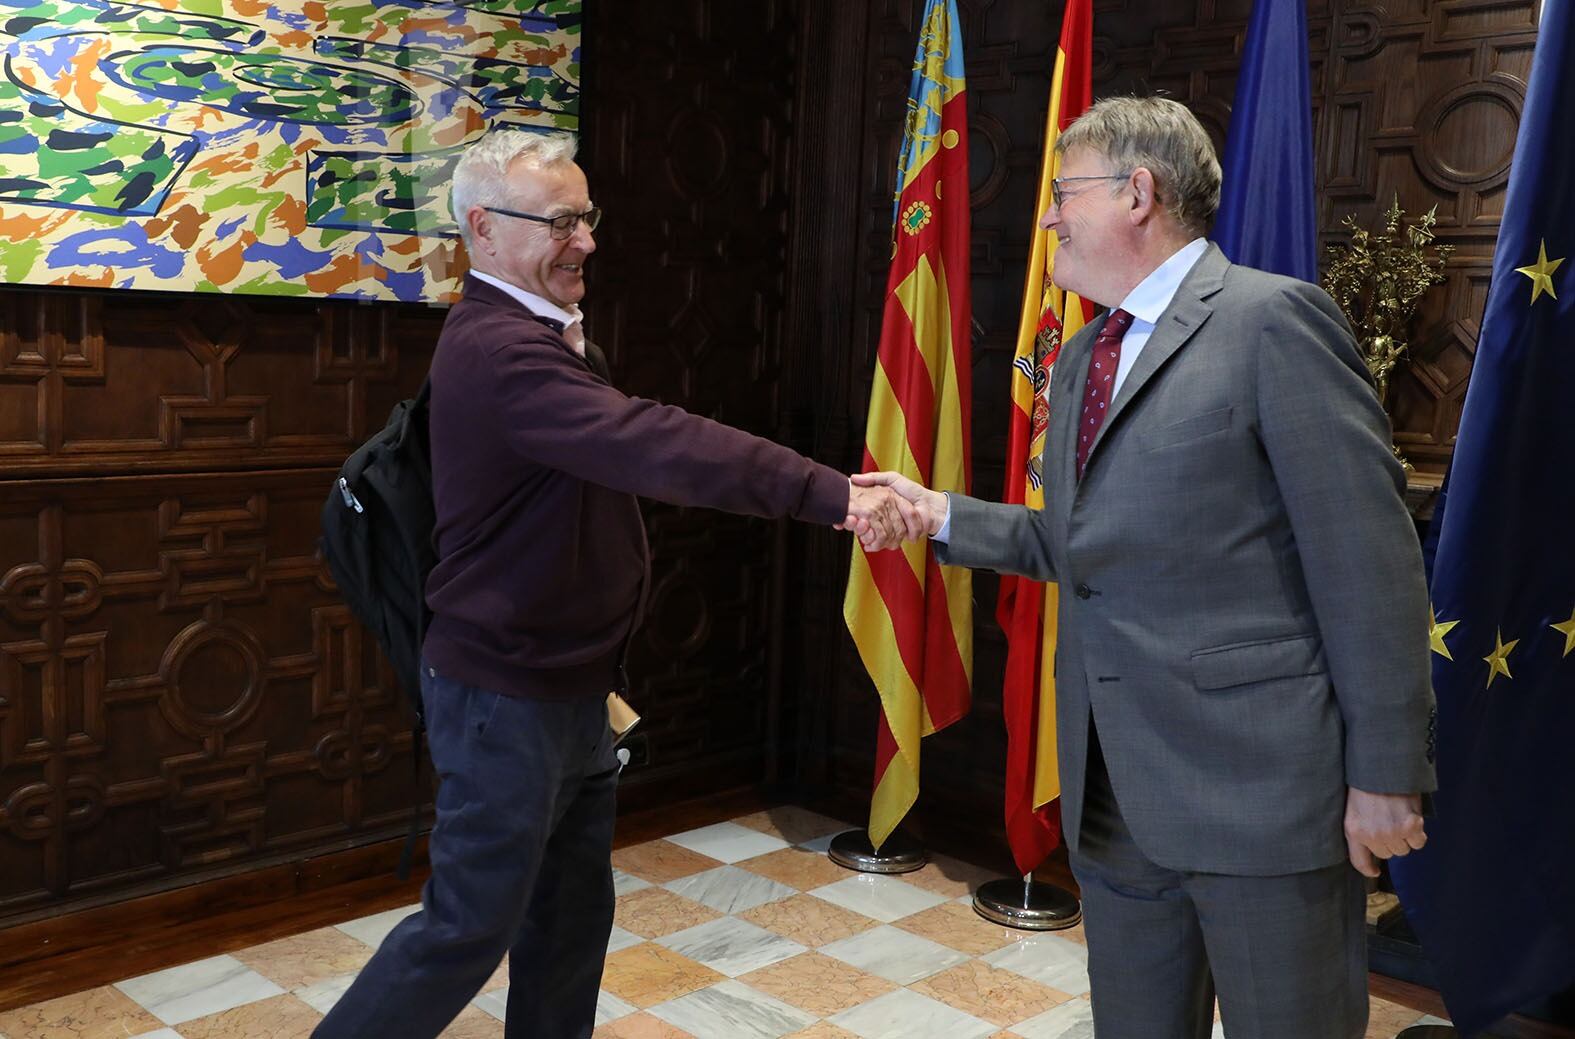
[1322,198,1454,431]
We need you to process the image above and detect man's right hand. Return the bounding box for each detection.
[850,471,948,550]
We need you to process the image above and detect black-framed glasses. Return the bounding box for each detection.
[483,205,602,239]
[1050,174,1129,207]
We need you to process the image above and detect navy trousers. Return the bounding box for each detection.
[313,663,620,1039]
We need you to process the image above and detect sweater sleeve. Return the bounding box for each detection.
[484,332,849,525]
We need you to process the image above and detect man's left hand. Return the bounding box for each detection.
[1344,787,1427,878]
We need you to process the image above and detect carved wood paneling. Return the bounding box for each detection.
[580,0,803,797]
[0,469,419,918]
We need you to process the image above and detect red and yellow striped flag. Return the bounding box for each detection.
[843,0,973,851]
[995,0,1094,876]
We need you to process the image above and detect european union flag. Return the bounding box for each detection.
[1388,1,1575,1032]
[1211,0,1318,282]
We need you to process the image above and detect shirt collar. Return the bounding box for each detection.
[469,269,583,329]
[1117,237,1209,325]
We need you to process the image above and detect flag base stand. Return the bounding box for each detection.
[827,828,926,874]
[973,876,1081,931]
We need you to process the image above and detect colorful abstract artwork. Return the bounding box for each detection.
[0,1,581,302]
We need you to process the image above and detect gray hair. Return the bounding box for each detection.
[1057,96,1221,234]
[450,130,578,248]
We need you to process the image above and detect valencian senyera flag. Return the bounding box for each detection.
[995,0,1092,877]
[1389,0,1575,1031]
[843,0,973,852]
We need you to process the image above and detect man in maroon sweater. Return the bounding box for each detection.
[312,131,913,1039]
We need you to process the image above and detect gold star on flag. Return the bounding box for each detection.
[1515,239,1565,304]
[1429,605,1458,660]
[1483,629,1519,688]
[1552,606,1575,658]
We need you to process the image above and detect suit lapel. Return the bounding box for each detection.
[1083,245,1230,468]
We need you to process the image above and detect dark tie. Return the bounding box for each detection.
[1075,308,1134,481]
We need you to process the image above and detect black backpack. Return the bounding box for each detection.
[320,380,436,877]
[320,380,436,718]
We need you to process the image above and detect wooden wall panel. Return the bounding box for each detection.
[579,0,805,800]
[0,469,419,919]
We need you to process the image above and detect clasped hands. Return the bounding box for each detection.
[837,471,948,551]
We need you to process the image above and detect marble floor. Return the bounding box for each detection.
[0,806,1452,1039]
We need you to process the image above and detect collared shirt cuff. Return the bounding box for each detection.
[933,491,952,543]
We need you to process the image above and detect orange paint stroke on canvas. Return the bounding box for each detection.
[0,207,68,242]
[144,204,211,250]
[55,37,109,112]
[59,269,115,288]
[518,44,569,65]
[189,142,260,179]
[268,196,307,235]
[196,232,254,287]
[400,16,479,43]
[304,254,368,295]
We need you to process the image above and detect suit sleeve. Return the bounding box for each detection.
[1256,282,1436,794]
[483,332,850,526]
[932,493,1057,581]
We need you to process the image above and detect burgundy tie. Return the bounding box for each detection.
[1075,308,1134,480]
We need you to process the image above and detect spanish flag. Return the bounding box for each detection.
[995,0,1094,876]
[843,0,973,851]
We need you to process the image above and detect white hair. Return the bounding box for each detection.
[450,130,578,249]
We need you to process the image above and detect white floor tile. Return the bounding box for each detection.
[595,989,639,1026]
[810,873,948,922]
[664,822,792,863]
[334,903,421,948]
[656,916,806,977]
[130,1031,184,1039]
[818,924,968,985]
[115,954,285,1026]
[473,987,507,1020]
[829,987,997,1039]
[606,924,643,954]
[1011,997,1096,1039]
[983,931,1091,995]
[649,980,815,1039]
[293,971,358,1015]
[614,869,652,896]
[1212,1020,1227,1039]
[665,865,798,913]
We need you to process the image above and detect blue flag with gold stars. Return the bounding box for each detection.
[1389,0,1575,1031]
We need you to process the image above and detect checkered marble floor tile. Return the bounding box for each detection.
[0,805,1449,1039]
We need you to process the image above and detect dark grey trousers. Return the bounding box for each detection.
[1071,726,1368,1039]
[313,663,620,1039]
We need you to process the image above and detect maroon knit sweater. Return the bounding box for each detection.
[422,275,849,698]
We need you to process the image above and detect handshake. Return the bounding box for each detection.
[836,472,950,552]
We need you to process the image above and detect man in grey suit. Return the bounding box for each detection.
[857,97,1435,1038]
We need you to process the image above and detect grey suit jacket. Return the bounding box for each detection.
[938,245,1435,876]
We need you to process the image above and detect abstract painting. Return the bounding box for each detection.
[0,1,581,302]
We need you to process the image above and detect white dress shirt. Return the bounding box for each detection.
[934,237,1209,542]
[469,268,586,356]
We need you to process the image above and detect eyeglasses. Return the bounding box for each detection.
[1050,174,1129,207]
[483,205,602,239]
